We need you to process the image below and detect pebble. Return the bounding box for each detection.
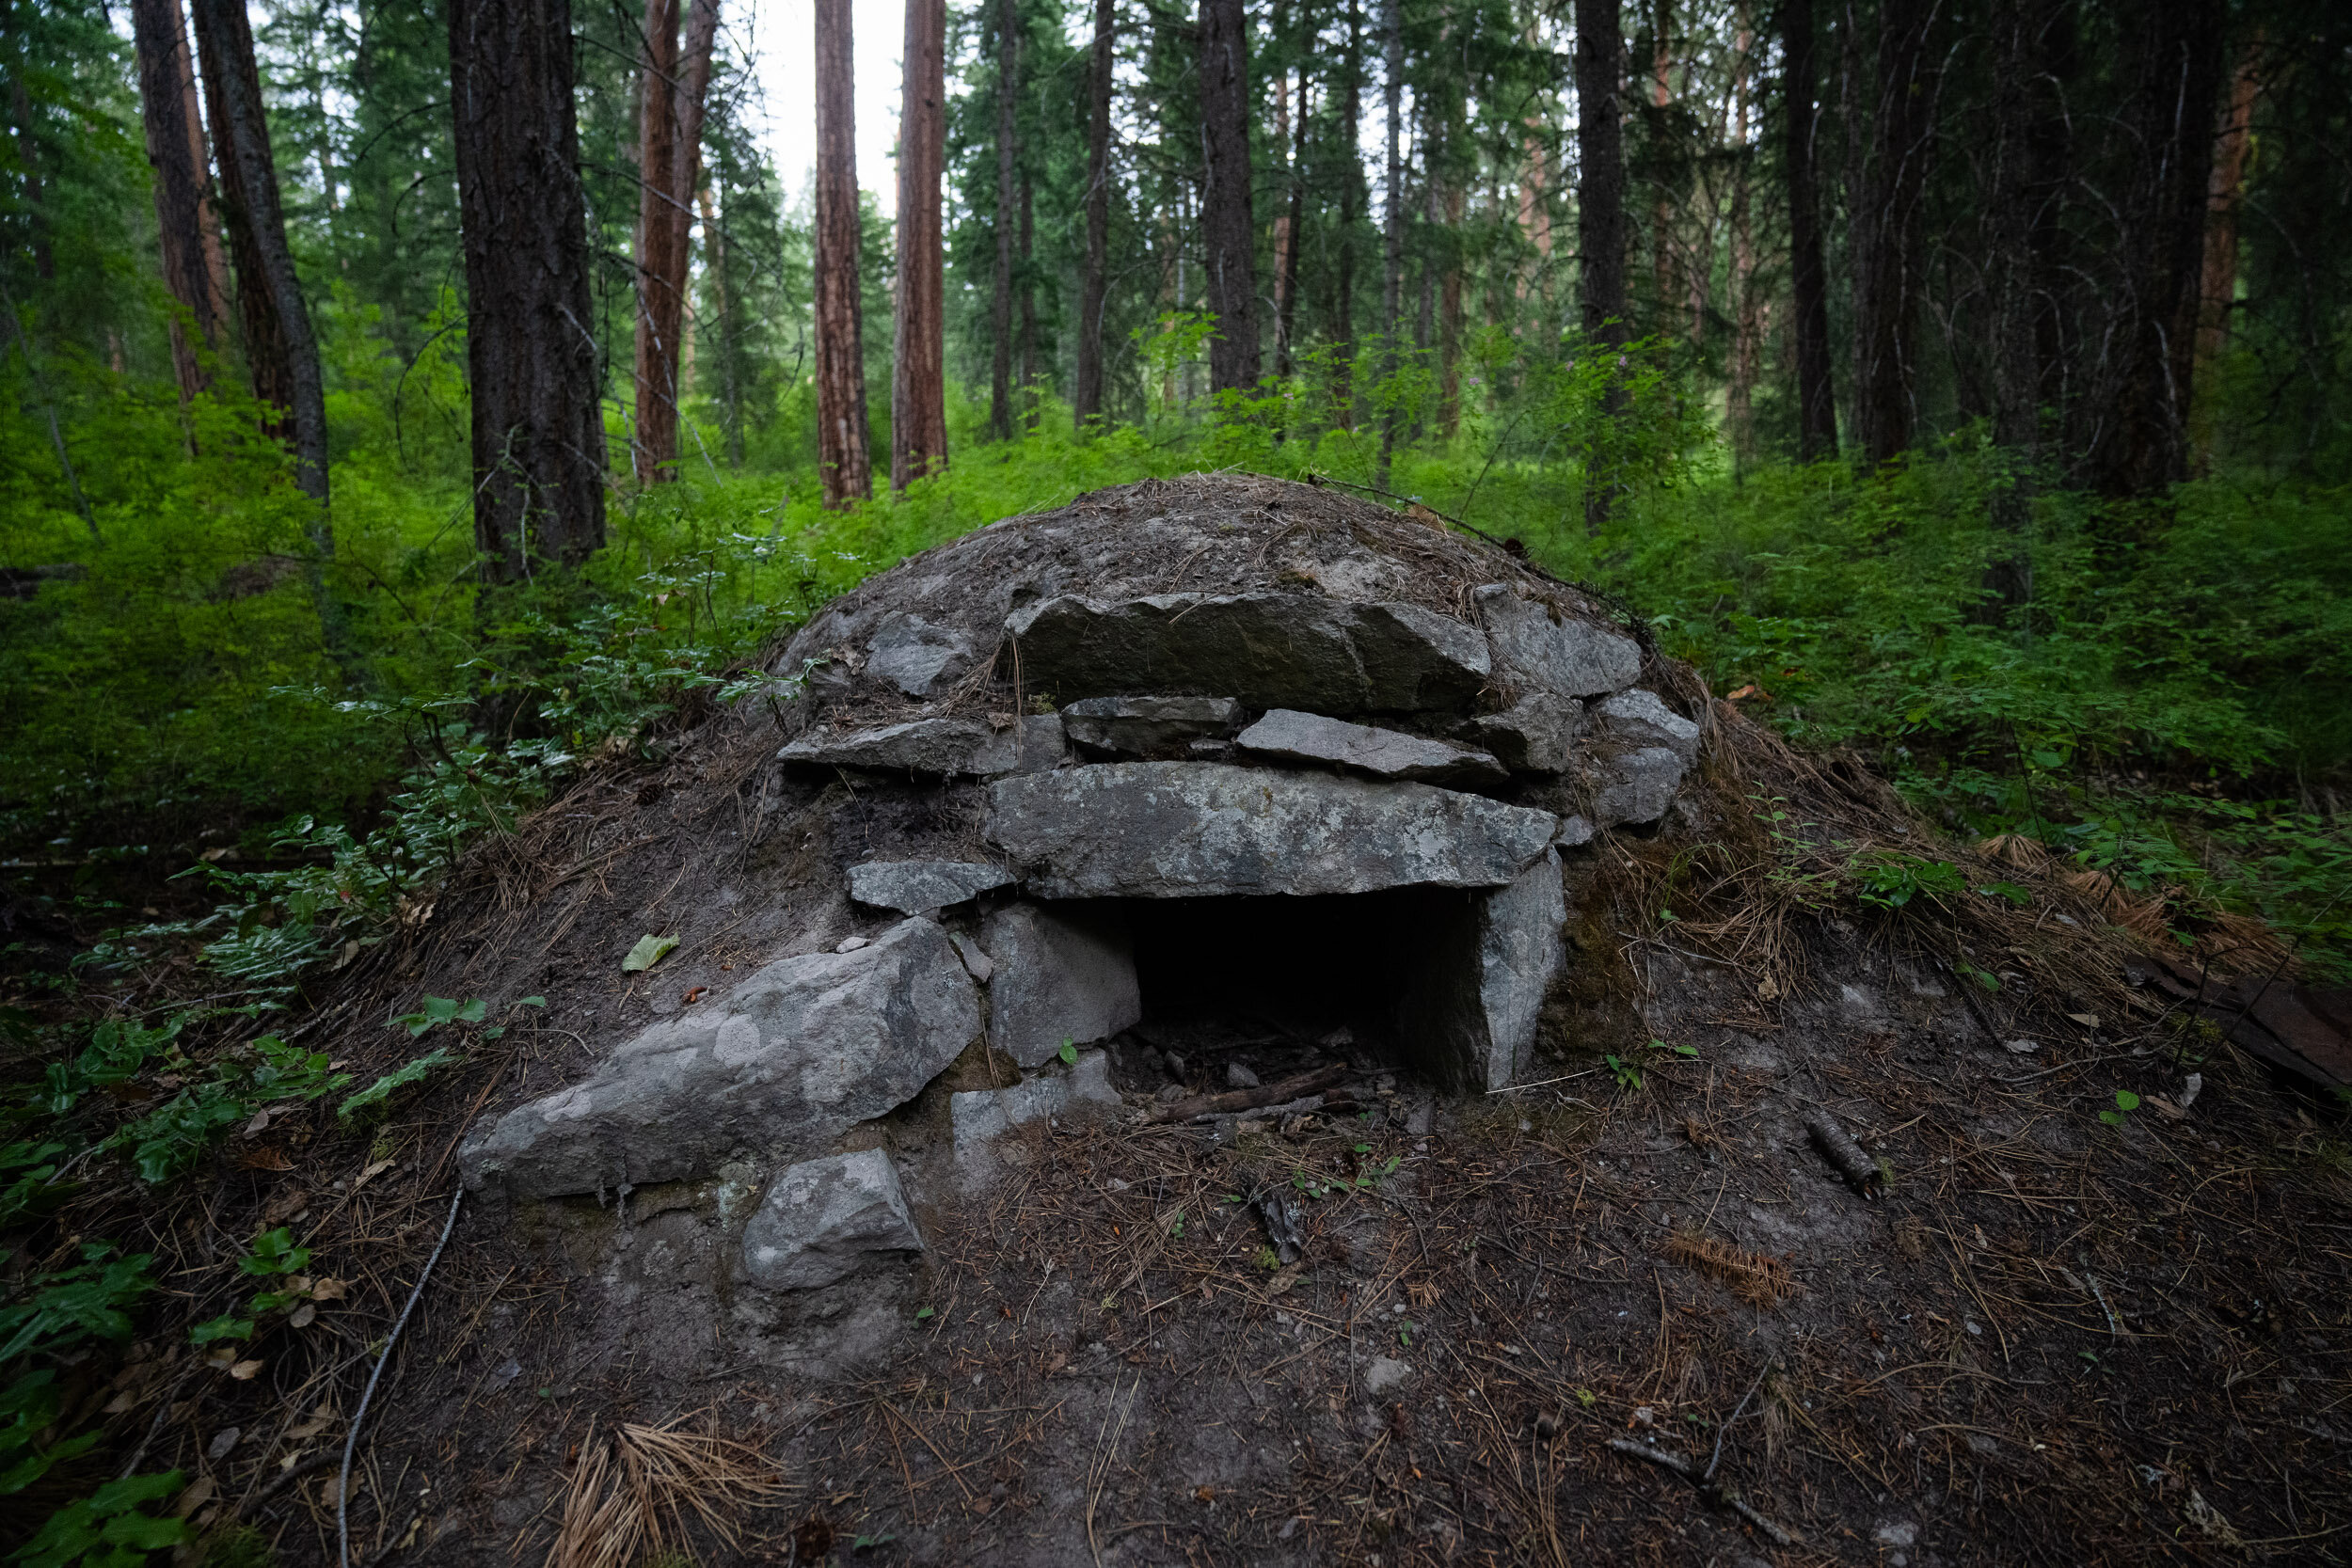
[834,935,870,953]
[1226,1062,1261,1088]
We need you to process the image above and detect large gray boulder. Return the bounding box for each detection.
[1593,689,1701,766]
[1475,585,1642,698]
[1007,593,1490,714]
[1395,849,1567,1091]
[740,1149,925,1290]
[865,612,976,698]
[978,903,1141,1067]
[1590,746,1687,827]
[458,918,979,1199]
[1238,708,1506,787]
[1457,692,1583,774]
[1060,696,1242,757]
[986,763,1556,898]
[779,715,1065,778]
[848,860,1013,915]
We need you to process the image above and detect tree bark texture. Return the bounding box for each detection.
[2089,0,2225,496]
[1375,0,1402,483]
[1199,0,1260,394]
[1846,0,1938,467]
[2196,39,2262,370]
[448,0,610,577]
[1335,0,1361,425]
[1278,70,1307,381]
[1983,0,2043,608]
[893,0,948,483]
[130,0,228,402]
[1726,14,1758,467]
[1073,0,1114,427]
[989,0,1016,441]
[1779,0,1835,460]
[190,0,329,518]
[629,0,720,484]
[813,0,871,504]
[1574,0,1627,533]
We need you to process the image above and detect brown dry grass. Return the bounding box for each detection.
[546,1413,783,1568]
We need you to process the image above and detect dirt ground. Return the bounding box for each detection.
[15,481,2352,1565]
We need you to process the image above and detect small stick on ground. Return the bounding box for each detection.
[1606,1437,1801,1547]
[1147,1065,1349,1124]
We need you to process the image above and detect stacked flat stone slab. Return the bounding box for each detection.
[849,860,1013,915]
[1236,709,1507,786]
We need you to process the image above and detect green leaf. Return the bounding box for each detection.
[189,1314,253,1345]
[515,996,547,1008]
[338,1047,456,1122]
[2114,1089,2141,1112]
[621,934,679,973]
[914,1306,934,1321]
[1057,1039,1078,1066]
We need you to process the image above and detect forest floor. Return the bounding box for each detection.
[34,703,2343,1568]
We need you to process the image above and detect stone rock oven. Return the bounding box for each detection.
[458,476,1700,1320]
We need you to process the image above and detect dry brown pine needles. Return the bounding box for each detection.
[546,1414,784,1568]
[1663,1226,1803,1308]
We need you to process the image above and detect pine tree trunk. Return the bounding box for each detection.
[1268,25,1293,380]
[2196,39,2262,372]
[1649,0,1677,336]
[1847,0,1939,467]
[6,12,50,283]
[1983,0,2043,608]
[814,0,872,504]
[1574,0,1628,533]
[1780,0,1836,459]
[989,0,1016,441]
[189,0,331,531]
[1336,0,1361,427]
[448,0,611,576]
[1018,168,1037,420]
[893,0,948,484]
[1438,182,1464,436]
[700,183,742,468]
[1726,14,1758,469]
[1375,0,1403,483]
[130,0,228,402]
[1073,0,1114,428]
[630,0,719,484]
[1199,0,1260,395]
[1278,70,1307,381]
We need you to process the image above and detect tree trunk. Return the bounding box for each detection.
[1199,0,1260,394]
[190,0,331,550]
[1726,12,1758,469]
[1982,0,2043,609]
[700,183,743,467]
[2194,39,2262,372]
[989,0,1016,441]
[130,0,229,403]
[1438,182,1464,436]
[893,0,948,483]
[1375,0,1403,483]
[630,0,719,485]
[1278,70,1307,381]
[1268,25,1293,379]
[1649,0,1676,336]
[1018,167,1036,419]
[1073,0,1114,427]
[1847,0,1939,467]
[449,0,610,577]
[1780,0,1836,459]
[2090,0,2225,496]
[1336,0,1361,426]
[6,10,50,283]
[1574,0,1628,533]
[814,0,871,504]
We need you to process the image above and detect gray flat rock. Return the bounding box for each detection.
[866,611,976,698]
[950,1050,1122,1160]
[981,903,1141,1067]
[1475,584,1642,698]
[741,1149,925,1290]
[985,763,1556,898]
[458,918,978,1199]
[848,860,1013,914]
[1007,593,1489,714]
[1061,695,1242,757]
[779,714,1064,778]
[1238,708,1506,786]
[1457,692,1583,773]
[1594,689,1701,765]
[1591,746,1686,827]
[1395,849,1566,1091]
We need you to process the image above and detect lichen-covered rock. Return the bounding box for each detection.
[778,715,1064,778]
[1457,692,1583,774]
[979,903,1141,1067]
[865,611,975,698]
[1007,593,1490,714]
[1476,584,1642,698]
[848,860,1013,914]
[740,1149,924,1291]
[1590,746,1687,827]
[986,763,1556,898]
[1237,709,1506,786]
[1593,689,1701,766]
[457,918,979,1199]
[1060,696,1242,757]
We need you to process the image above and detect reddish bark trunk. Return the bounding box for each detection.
[893,0,948,485]
[814,0,872,506]
[1199,0,1260,394]
[130,0,229,402]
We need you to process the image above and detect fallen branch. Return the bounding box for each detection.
[1606,1438,1801,1547]
[1148,1064,1348,1123]
[342,1187,465,1568]
[1802,1107,1883,1198]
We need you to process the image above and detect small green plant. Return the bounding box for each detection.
[1851,851,1969,909]
[5,1469,189,1563]
[337,1048,456,1123]
[1397,1320,1418,1347]
[2099,1089,2142,1128]
[1167,1209,1184,1239]
[391,995,484,1037]
[112,1038,349,1184]
[189,1227,322,1345]
[1605,1054,1644,1092]
[1057,1038,1079,1066]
